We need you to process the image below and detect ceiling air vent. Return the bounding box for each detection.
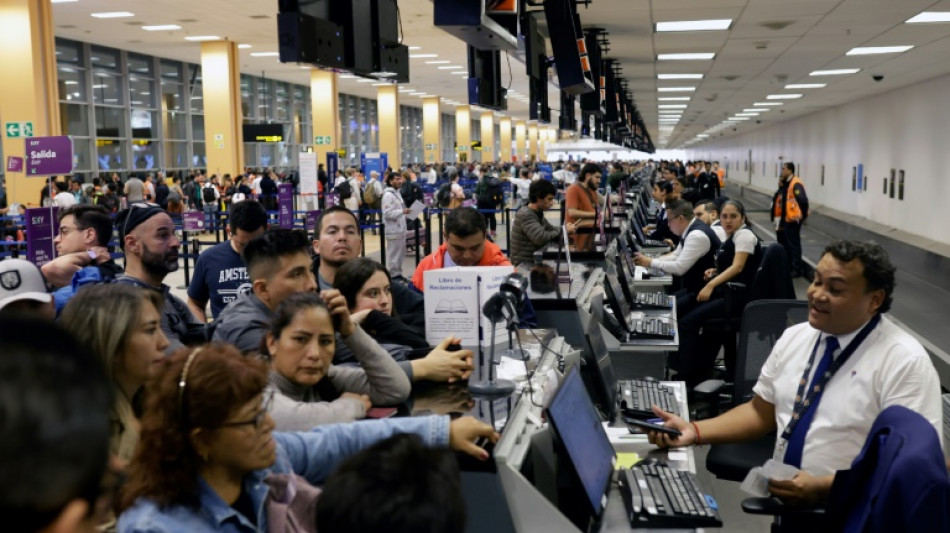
[721,75,739,81]
[758,20,794,31]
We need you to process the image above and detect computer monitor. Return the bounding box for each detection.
[546,366,616,528]
[604,260,633,331]
[582,310,619,421]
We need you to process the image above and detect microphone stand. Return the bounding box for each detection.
[469,314,516,398]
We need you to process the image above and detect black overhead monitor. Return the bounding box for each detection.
[547,366,616,525]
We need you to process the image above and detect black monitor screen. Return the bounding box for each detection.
[547,366,616,518]
[604,260,632,330]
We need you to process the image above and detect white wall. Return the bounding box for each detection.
[686,73,950,246]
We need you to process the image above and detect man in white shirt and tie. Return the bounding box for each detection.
[649,240,941,508]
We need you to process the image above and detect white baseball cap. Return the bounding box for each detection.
[0,259,53,311]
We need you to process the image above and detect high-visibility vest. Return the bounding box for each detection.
[716,168,725,188]
[773,175,804,222]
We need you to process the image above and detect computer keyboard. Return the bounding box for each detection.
[634,291,674,309]
[618,462,722,529]
[642,238,668,248]
[630,317,675,340]
[618,379,679,418]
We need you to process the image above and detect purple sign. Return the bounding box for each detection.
[182,211,204,232]
[424,192,434,206]
[306,210,322,235]
[325,193,339,208]
[26,136,73,176]
[462,199,476,208]
[278,183,294,229]
[25,207,59,266]
[6,156,23,172]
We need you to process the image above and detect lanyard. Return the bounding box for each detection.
[780,313,881,442]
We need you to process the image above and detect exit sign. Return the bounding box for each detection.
[314,135,332,145]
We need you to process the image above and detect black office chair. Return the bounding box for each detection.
[700,299,809,482]
[697,242,796,383]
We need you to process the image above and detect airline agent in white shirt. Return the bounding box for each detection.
[649,240,941,507]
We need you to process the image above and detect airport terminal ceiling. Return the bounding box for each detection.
[50,0,950,149]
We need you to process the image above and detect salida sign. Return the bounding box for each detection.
[26,136,73,176]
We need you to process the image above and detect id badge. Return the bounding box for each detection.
[773,438,787,462]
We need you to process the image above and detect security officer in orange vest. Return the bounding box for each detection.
[772,162,809,277]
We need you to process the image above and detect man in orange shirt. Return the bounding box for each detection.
[772,162,809,277]
[411,206,511,291]
[565,163,603,251]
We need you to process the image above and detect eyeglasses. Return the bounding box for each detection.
[218,390,275,431]
[58,225,78,238]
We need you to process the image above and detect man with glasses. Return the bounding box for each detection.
[42,205,123,314]
[187,200,268,321]
[634,199,721,315]
[115,203,203,354]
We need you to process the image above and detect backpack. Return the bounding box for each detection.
[167,189,182,203]
[202,185,216,203]
[482,176,503,205]
[335,179,353,200]
[362,180,380,205]
[436,183,452,208]
[401,180,423,205]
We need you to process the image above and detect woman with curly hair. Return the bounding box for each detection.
[116,343,497,532]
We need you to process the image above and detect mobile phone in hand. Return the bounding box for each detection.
[623,416,682,437]
[366,407,398,419]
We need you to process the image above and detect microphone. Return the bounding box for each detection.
[469,273,528,398]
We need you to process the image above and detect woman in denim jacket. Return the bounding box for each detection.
[116,343,497,533]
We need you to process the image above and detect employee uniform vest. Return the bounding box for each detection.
[773,175,805,222]
[715,227,761,288]
[680,220,721,294]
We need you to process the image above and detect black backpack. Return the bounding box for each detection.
[202,185,216,203]
[401,180,423,205]
[436,183,452,208]
[335,179,353,200]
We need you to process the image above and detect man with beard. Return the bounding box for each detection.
[312,206,424,330]
[115,203,203,353]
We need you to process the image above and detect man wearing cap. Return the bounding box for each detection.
[0,259,55,321]
[115,203,203,354]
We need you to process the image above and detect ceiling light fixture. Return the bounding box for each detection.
[425,60,451,64]
[809,68,860,76]
[846,45,913,55]
[250,52,279,57]
[784,83,826,89]
[766,94,802,99]
[657,87,696,92]
[408,46,422,50]
[185,35,220,41]
[744,108,769,112]
[735,112,760,116]
[753,102,783,106]
[658,97,691,101]
[51,0,78,3]
[438,65,463,70]
[142,25,181,31]
[91,12,134,18]
[657,52,716,61]
[238,44,252,49]
[906,12,950,24]
[658,104,687,109]
[657,73,704,79]
[356,78,374,83]
[656,19,732,32]
[410,54,438,58]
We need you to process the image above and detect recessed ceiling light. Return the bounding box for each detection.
[657,52,716,61]
[425,60,451,64]
[410,54,438,58]
[656,19,732,32]
[906,12,950,24]
[356,78,374,83]
[735,112,760,116]
[408,46,422,50]
[657,73,704,79]
[730,117,750,121]
[185,35,220,41]
[372,82,389,86]
[249,52,279,57]
[51,0,78,3]
[846,46,913,55]
[438,65,463,70]
[753,102,783,106]
[697,134,709,138]
[453,71,469,75]
[744,108,769,112]
[142,24,181,31]
[657,87,696,92]
[339,74,358,79]
[91,12,135,18]
[766,94,802,99]
[658,97,691,101]
[784,83,826,89]
[398,88,413,92]
[238,44,252,49]
[809,68,860,76]
[658,104,687,109]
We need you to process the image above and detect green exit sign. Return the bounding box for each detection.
[5,121,33,138]
[314,135,332,145]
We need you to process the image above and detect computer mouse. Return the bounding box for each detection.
[638,457,662,467]
[446,343,462,352]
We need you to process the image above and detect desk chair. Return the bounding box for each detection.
[742,405,950,533]
[700,300,809,482]
[698,242,796,382]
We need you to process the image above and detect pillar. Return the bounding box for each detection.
[201,41,243,177]
[377,84,400,170]
[499,117,512,162]
[423,96,440,164]
[480,111,494,163]
[310,69,339,167]
[0,0,60,205]
[515,120,527,163]
[528,122,539,162]
[455,105,470,163]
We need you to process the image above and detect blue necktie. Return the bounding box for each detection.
[784,335,839,468]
